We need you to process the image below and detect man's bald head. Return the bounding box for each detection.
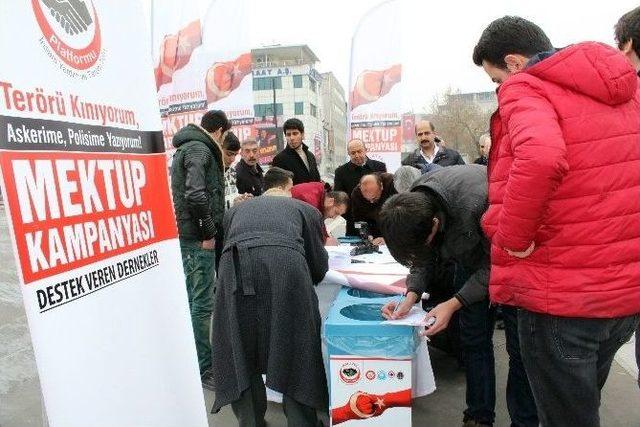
[415,120,435,134]
[479,133,492,157]
[347,139,367,166]
[360,174,383,202]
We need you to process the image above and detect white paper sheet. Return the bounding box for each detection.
[381,306,427,326]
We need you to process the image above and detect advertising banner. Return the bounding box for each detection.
[348,0,403,172]
[153,0,254,163]
[0,1,207,426]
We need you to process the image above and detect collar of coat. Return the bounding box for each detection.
[286,142,310,154]
[347,157,376,171]
[238,159,263,175]
[413,146,449,160]
[194,124,224,171]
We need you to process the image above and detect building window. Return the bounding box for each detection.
[254,103,283,117]
[310,103,317,117]
[309,77,317,92]
[294,102,304,115]
[293,75,303,88]
[253,77,282,91]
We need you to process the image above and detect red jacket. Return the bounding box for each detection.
[291,182,329,239]
[483,42,640,318]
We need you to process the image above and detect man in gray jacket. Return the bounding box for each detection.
[380,165,537,427]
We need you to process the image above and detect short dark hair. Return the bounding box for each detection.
[615,7,640,58]
[283,118,304,133]
[326,191,349,207]
[223,131,240,151]
[201,110,231,133]
[264,167,294,190]
[379,192,438,268]
[473,16,553,68]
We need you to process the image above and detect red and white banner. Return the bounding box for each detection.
[153,0,254,162]
[152,3,207,158]
[0,1,207,426]
[329,356,412,426]
[349,0,403,172]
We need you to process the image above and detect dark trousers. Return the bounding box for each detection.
[180,240,215,374]
[454,265,496,425]
[459,298,496,425]
[231,374,319,427]
[519,309,639,427]
[501,306,538,427]
[636,325,640,388]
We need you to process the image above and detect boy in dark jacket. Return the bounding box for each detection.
[271,118,321,184]
[170,110,230,387]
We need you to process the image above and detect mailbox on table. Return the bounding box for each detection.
[324,288,417,426]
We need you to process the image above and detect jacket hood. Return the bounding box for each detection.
[525,42,637,106]
[172,124,217,149]
[411,173,451,213]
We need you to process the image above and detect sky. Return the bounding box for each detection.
[147,0,638,111]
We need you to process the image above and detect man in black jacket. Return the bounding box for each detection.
[402,119,465,170]
[334,139,386,235]
[473,134,491,166]
[235,137,264,196]
[350,172,397,244]
[170,110,230,388]
[380,165,537,427]
[271,118,321,184]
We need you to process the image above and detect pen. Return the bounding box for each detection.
[391,294,404,317]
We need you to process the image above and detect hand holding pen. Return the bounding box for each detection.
[381,292,419,320]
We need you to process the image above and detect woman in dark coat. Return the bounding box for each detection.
[210,167,329,426]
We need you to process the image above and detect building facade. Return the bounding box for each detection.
[319,72,347,177]
[251,45,325,167]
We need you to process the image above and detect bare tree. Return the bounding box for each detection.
[424,87,495,161]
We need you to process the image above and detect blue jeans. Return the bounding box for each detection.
[519,309,639,427]
[180,239,216,374]
[454,266,538,426]
[502,306,538,427]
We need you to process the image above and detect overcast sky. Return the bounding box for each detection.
[147,0,638,111]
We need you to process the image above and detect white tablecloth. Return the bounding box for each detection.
[266,250,436,403]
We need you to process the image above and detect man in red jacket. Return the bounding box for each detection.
[474,16,640,427]
[615,5,640,391]
[291,181,349,244]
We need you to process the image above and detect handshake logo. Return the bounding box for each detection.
[42,0,93,36]
[32,0,102,72]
